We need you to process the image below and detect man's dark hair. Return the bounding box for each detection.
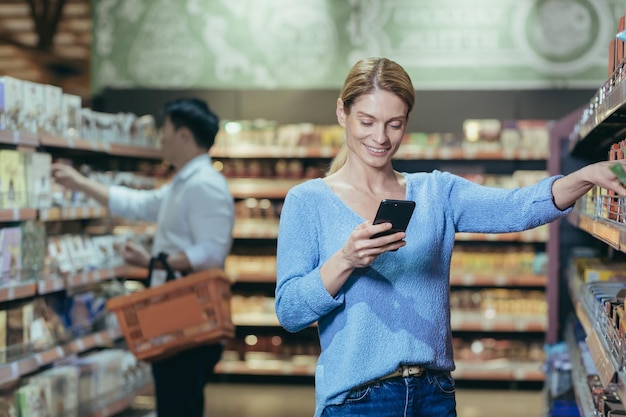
[163,98,220,149]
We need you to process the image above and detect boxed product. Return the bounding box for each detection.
[15,378,53,417]
[23,152,52,209]
[21,80,45,134]
[0,76,23,131]
[61,93,82,139]
[6,302,33,360]
[30,366,79,416]
[0,390,16,417]
[43,84,63,135]
[20,220,46,281]
[0,226,22,284]
[0,149,27,208]
[46,236,74,276]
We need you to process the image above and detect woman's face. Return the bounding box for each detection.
[337,89,408,169]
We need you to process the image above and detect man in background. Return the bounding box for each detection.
[52,97,235,417]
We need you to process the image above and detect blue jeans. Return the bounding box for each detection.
[321,370,456,417]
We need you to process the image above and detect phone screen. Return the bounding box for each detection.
[370,199,416,239]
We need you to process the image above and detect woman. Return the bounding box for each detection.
[275,57,625,417]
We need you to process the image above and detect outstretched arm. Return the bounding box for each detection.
[551,160,626,210]
[51,163,110,206]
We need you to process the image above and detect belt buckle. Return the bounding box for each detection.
[401,365,423,378]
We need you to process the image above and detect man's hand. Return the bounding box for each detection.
[51,163,84,191]
[121,241,151,268]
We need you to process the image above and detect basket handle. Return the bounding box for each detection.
[147,252,177,287]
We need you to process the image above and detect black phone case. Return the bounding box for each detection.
[370,199,416,238]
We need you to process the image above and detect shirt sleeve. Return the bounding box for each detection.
[440,172,571,233]
[108,184,166,222]
[275,188,344,333]
[181,180,235,271]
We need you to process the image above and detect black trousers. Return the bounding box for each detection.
[151,343,223,417]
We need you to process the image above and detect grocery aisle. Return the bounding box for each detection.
[120,383,548,417]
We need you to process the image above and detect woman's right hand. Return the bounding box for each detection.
[340,221,407,269]
[320,221,406,296]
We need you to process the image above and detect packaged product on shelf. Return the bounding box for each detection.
[516,119,550,151]
[133,114,158,148]
[0,76,23,132]
[0,391,16,417]
[21,80,45,135]
[32,297,70,347]
[80,108,95,141]
[42,84,63,136]
[23,152,52,209]
[0,149,27,209]
[0,226,21,285]
[117,112,136,144]
[0,311,6,363]
[65,235,93,272]
[46,236,74,276]
[6,302,33,360]
[20,221,46,281]
[90,235,117,267]
[93,111,120,144]
[15,378,52,417]
[61,93,82,139]
[29,366,79,417]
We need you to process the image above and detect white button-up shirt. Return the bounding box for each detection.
[109,154,234,285]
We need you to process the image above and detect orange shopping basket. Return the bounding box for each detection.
[106,259,234,362]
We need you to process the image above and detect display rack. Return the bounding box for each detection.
[0,127,161,416]
[555,62,626,415]
[213,139,551,383]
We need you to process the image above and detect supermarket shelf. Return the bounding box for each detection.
[40,134,162,160]
[233,219,280,239]
[449,272,546,287]
[450,311,546,332]
[0,208,37,222]
[108,143,161,159]
[80,378,154,417]
[211,145,339,159]
[36,265,137,295]
[0,327,122,388]
[39,206,109,221]
[228,178,303,199]
[40,134,110,153]
[0,129,38,147]
[216,357,316,377]
[211,144,548,162]
[215,357,544,381]
[233,311,546,332]
[452,360,545,381]
[565,319,600,417]
[0,281,37,303]
[395,145,548,161]
[229,270,546,286]
[455,229,548,243]
[570,277,621,388]
[568,75,626,159]
[229,271,275,283]
[569,210,626,254]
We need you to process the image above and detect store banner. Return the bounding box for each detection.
[91,0,626,92]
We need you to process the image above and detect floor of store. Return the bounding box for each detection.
[120,382,548,417]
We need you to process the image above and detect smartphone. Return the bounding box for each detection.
[370,199,416,239]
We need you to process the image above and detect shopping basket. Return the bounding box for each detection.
[105,254,234,362]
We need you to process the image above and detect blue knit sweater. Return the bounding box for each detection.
[275,170,569,417]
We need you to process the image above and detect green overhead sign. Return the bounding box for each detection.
[91,0,626,92]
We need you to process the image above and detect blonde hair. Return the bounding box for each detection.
[327,57,415,175]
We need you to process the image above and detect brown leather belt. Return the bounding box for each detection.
[379,365,425,382]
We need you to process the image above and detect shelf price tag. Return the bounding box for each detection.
[12,131,19,144]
